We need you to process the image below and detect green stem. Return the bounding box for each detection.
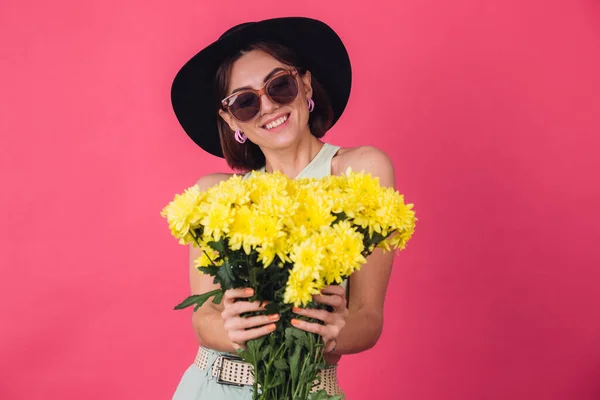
[296,346,311,399]
[190,230,221,269]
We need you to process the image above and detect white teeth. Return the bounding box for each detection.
[265,115,288,129]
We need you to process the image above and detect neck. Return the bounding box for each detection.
[262,135,325,179]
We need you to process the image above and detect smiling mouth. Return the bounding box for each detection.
[263,114,290,130]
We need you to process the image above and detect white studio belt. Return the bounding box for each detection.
[194,346,344,396]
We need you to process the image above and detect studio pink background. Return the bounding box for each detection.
[1,0,599,399]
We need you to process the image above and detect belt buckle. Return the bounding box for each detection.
[215,355,245,387]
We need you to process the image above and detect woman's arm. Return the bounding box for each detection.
[333,146,396,355]
[331,248,395,354]
[189,246,237,353]
[291,146,398,359]
[331,146,397,355]
[187,173,236,352]
[187,173,279,354]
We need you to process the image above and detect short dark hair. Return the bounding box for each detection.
[214,42,334,172]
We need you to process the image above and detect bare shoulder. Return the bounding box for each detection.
[333,145,396,187]
[194,172,236,191]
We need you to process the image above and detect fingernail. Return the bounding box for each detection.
[267,324,277,332]
[291,319,300,327]
[268,314,279,321]
[292,307,301,313]
[244,288,254,295]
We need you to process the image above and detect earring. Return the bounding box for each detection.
[234,129,247,144]
[308,98,315,112]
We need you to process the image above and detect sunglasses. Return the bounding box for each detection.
[221,69,299,122]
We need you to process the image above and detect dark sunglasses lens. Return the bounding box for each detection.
[230,92,260,121]
[267,75,298,104]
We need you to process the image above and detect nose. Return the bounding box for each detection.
[259,93,277,114]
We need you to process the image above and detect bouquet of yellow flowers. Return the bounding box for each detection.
[161,168,416,400]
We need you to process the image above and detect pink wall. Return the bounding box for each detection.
[1,0,599,399]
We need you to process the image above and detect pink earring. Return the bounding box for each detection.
[234,129,247,144]
[308,98,315,112]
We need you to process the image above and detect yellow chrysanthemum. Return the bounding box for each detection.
[162,168,416,305]
[283,236,329,306]
[228,205,255,254]
[378,205,417,251]
[343,168,380,220]
[394,199,417,232]
[200,201,234,242]
[283,265,325,307]
[286,224,311,248]
[321,174,349,192]
[252,212,282,242]
[253,214,286,266]
[327,221,367,278]
[207,174,250,207]
[193,246,223,272]
[253,192,297,219]
[289,185,336,233]
[289,237,324,279]
[271,235,293,264]
[325,187,354,216]
[160,185,205,244]
[245,170,290,204]
[315,228,343,285]
[229,197,289,264]
[256,239,287,267]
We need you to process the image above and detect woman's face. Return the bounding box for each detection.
[218,49,313,150]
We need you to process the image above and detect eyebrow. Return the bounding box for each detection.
[230,68,287,95]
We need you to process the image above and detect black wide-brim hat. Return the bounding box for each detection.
[170,17,352,158]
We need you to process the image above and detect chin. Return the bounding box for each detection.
[260,127,303,147]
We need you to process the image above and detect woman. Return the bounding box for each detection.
[170,17,396,399]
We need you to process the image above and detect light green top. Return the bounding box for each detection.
[243,142,349,294]
[245,141,341,179]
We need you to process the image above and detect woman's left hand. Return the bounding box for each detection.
[291,285,349,354]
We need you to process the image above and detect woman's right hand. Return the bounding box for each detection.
[221,288,280,351]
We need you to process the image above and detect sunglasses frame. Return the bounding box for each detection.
[221,69,300,122]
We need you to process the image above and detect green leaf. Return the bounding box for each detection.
[198,265,220,277]
[173,295,202,310]
[260,344,271,360]
[215,259,236,289]
[192,291,222,311]
[250,267,258,287]
[274,359,288,370]
[248,336,266,353]
[291,327,305,339]
[264,302,280,315]
[289,343,302,386]
[212,291,224,305]
[173,289,222,310]
[207,240,227,254]
[270,371,285,387]
[310,390,330,400]
[237,347,252,364]
[291,327,309,348]
[285,327,295,348]
[370,231,387,246]
[244,337,263,365]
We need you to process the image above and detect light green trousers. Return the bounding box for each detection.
[173,346,252,400]
[172,347,345,400]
